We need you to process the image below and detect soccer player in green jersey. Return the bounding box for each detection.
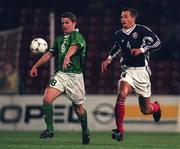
[30,12,90,144]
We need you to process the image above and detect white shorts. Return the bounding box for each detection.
[49,71,85,105]
[118,66,151,98]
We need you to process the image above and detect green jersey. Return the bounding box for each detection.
[50,30,86,73]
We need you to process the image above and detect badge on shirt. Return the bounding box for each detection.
[132,32,138,39]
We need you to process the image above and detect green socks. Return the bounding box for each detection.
[77,109,90,136]
[42,103,89,135]
[42,103,54,131]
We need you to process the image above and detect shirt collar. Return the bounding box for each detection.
[122,24,136,35]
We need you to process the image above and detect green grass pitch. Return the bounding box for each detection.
[1,131,180,149]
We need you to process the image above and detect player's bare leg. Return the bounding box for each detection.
[138,96,161,122]
[112,81,132,141]
[73,103,90,144]
[40,87,62,139]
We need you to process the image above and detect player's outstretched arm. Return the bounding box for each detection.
[30,66,38,77]
[63,45,79,69]
[30,52,53,77]
[101,58,112,72]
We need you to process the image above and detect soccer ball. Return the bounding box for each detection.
[30,38,48,54]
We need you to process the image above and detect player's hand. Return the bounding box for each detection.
[131,48,142,57]
[63,56,72,69]
[30,66,38,77]
[101,59,112,72]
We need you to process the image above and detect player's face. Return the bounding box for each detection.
[121,11,136,29]
[61,18,76,33]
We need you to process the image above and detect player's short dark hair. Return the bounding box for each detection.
[61,12,77,22]
[121,7,138,18]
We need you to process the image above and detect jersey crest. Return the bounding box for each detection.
[132,32,138,39]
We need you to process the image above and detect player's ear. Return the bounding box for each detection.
[72,21,76,27]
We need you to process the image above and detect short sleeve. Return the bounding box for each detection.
[70,31,85,49]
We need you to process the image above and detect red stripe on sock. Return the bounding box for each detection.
[115,101,125,134]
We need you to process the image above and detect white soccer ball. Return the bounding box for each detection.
[30,38,48,54]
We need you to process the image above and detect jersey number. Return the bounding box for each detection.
[121,72,126,78]
[50,78,57,86]
[127,41,131,50]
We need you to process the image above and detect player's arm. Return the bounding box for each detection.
[101,57,112,72]
[30,51,53,77]
[101,32,121,72]
[101,43,121,72]
[139,25,161,53]
[63,44,79,69]
[131,26,161,57]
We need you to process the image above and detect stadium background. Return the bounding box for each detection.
[0,0,180,139]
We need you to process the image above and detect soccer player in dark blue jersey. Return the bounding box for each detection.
[101,7,161,141]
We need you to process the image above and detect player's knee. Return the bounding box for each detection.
[43,95,53,104]
[73,105,84,115]
[117,91,127,101]
[74,107,80,114]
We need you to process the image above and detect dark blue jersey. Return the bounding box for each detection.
[108,24,161,67]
